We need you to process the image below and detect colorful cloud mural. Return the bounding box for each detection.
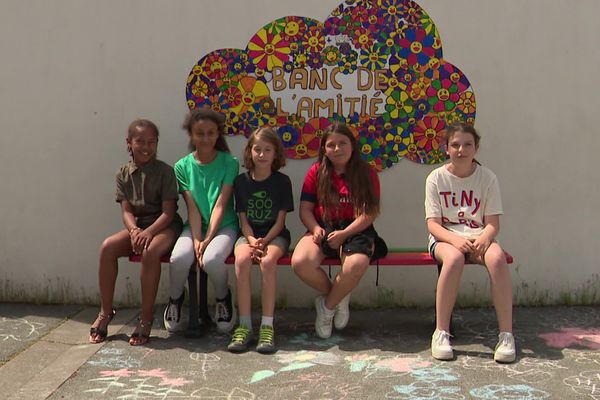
[186,0,476,171]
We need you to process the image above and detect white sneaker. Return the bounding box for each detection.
[314,296,335,338]
[431,329,453,360]
[215,289,237,334]
[494,332,516,363]
[334,293,351,330]
[163,293,187,332]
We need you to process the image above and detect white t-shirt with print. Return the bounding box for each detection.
[425,164,503,246]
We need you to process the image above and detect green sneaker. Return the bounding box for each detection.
[256,325,276,354]
[227,326,252,353]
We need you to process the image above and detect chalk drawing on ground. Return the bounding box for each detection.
[386,381,465,400]
[189,352,222,380]
[345,353,432,380]
[85,368,192,398]
[458,355,565,384]
[86,347,142,369]
[563,371,600,399]
[0,317,45,342]
[469,384,550,399]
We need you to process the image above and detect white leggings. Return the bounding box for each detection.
[169,226,237,300]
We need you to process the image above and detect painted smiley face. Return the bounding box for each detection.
[450,72,461,83]
[358,33,370,45]
[361,144,372,155]
[425,128,437,139]
[210,61,223,73]
[308,36,320,47]
[192,65,203,75]
[282,131,293,142]
[264,44,275,55]
[410,42,422,54]
[285,21,300,36]
[242,91,256,105]
[428,58,440,69]
[437,88,450,101]
[407,143,417,153]
[295,143,308,156]
[326,50,338,62]
[315,129,324,138]
[368,14,378,24]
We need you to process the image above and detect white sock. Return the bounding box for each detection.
[261,316,274,327]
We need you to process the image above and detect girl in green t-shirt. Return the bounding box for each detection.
[164,109,240,334]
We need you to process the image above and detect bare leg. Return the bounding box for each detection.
[324,252,369,310]
[129,229,176,345]
[234,244,254,318]
[434,243,466,332]
[481,243,513,332]
[259,244,285,317]
[91,230,131,342]
[291,234,329,295]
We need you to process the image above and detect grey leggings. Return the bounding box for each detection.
[169,226,237,300]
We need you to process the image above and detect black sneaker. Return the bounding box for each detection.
[215,289,237,333]
[163,292,185,332]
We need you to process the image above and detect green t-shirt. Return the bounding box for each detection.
[175,151,239,234]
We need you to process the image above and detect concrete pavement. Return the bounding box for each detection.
[1,303,599,399]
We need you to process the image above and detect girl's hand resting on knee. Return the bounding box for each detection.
[450,236,476,254]
[471,236,492,258]
[134,230,154,253]
[250,238,265,262]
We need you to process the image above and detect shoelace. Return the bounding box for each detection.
[259,327,274,344]
[435,330,452,346]
[498,333,513,347]
[231,327,250,343]
[165,301,179,321]
[216,302,230,321]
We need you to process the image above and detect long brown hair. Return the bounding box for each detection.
[317,123,380,224]
[445,122,481,165]
[243,127,286,171]
[182,108,230,153]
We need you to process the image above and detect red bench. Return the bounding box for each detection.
[129,249,513,335]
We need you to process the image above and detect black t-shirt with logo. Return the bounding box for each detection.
[233,171,294,242]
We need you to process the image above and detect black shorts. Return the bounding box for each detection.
[319,221,387,260]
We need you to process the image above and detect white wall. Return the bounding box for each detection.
[1,0,599,307]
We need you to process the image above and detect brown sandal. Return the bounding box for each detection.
[129,318,153,346]
[89,308,116,344]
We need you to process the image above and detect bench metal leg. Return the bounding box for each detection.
[185,263,213,338]
[436,264,455,337]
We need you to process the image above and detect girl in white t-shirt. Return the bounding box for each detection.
[425,122,515,363]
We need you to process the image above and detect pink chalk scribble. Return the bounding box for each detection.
[374,357,431,373]
[538,328,600,349]
[159,377,192,387]
[99,368,134,377]
[137,368,169,378]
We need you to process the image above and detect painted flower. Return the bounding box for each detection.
[323,16,342,36]
[277,125,300,149]
[385,90,414,120]
[350,5,370,25]
[408,75,432,101]
[401,1,425,27]
[376,31,402,56]
[236,109,260,137]
[307,53,325,69]
[360,46,388,71]
[351,26,375,50]
[322,45,342,66]
[378,0,404,27]
[398,28,439,68]
[266,18,287,35]
[282,16,307,42]
[202,52,228,80]
[470,384,549,400]
[426,78,460,112]
[302,117,331,157]
[413,114,445,152]
[362,9,384,33]
[302,26,325,54]
[248,29,291,71]
[189,77,211,98]
[437,62,470,92]
[456,91,476,115]
[288,113,306,130]
[234,76,270,114]
[412,99,431,120]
